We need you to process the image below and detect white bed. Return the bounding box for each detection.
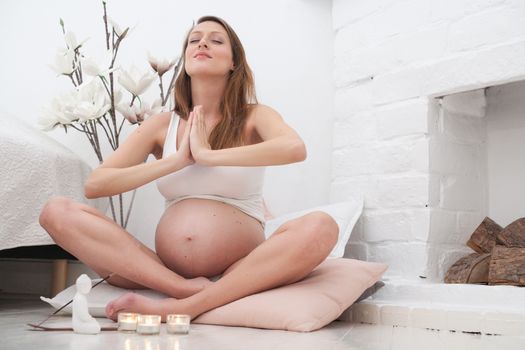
[0,115,106,293]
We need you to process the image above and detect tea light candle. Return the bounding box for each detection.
[118,312,139,331]
[136,315,161,335]
[166,314,191,334]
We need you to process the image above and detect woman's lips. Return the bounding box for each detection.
[194,53,211,59]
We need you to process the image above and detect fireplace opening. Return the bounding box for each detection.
[427,80,525,280]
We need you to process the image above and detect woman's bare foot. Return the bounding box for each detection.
[105,293,195,321]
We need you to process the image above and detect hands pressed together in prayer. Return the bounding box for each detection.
[177,105,213,167]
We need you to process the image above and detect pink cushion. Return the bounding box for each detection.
[193,258,388,332]
[43,258,387,332]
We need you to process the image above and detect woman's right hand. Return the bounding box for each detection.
[175,113,195,168]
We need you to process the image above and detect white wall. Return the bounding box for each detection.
[332,0,525,280]
[487,81,525,227]
[0,0,333,248]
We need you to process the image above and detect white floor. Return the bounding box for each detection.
[1,298,524,350]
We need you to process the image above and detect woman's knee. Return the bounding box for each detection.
[39,196,76,233]
[292,211,339,255]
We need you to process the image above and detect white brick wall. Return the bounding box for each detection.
[332,0,525,280]
[375,99,429,140]
[447,1,525,52]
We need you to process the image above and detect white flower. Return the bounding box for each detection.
[116,103,137,124]
[117,65,156,97]
[38,100,62,131]
[38,90,81,130]
[116,101,150,124]
[82,55,118,77]
[49,49,76,75]
[147,52,177,76]
[64,31,88,51]
[74,80,111,122]
[38,117,60,132]
[39,80,111,130]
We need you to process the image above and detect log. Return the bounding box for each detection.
[444,252,490,284]
[466,217,503,253]
[488,246,525,286]
[497,217,525,248]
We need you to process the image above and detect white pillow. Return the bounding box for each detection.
[264,198,363,258]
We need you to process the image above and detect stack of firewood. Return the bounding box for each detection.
[445,217,525,285]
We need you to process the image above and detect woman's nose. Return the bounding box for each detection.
[198,38,208,49]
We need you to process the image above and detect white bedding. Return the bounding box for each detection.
[0,115,106,250]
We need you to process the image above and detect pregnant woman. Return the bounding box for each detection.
[39,15,338,320]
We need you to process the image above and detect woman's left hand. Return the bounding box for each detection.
[189,105,213,164]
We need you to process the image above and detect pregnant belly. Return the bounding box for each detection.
[155,198,265,278]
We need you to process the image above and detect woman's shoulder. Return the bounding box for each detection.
[247,103,281,122]
[248,103,279,115]
[134,111,173,136]
[135,111,173,155]
[244,104,283,144]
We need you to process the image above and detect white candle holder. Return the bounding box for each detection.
[118,312,139,332]
[136,314,161,335]
[166,314,191,334]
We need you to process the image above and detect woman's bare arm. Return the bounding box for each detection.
[84,112,193,198]
[191,104,306,167]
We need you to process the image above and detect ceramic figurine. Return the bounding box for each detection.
[72,274,100,334]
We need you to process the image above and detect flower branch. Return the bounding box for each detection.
[39,1,178,228]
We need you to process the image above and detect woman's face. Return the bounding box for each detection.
[184,21,234,78]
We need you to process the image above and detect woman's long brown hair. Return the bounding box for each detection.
[173,16,257,149]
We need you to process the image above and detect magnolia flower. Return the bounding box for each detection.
[116,101,151,124]
[49,49,76,76]
[38,90,81,130]
[82,55,118,77]
[38,113,60,131]
[39,99,66,131]
[147,52,177,76]
[117,65,156,96]
[64,31,88,51]
[74,80,111,122]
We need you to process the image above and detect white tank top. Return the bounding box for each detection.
[156,113,266,224]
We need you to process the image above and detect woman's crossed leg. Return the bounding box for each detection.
[105,211,338,320]
[39,197,211,298]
